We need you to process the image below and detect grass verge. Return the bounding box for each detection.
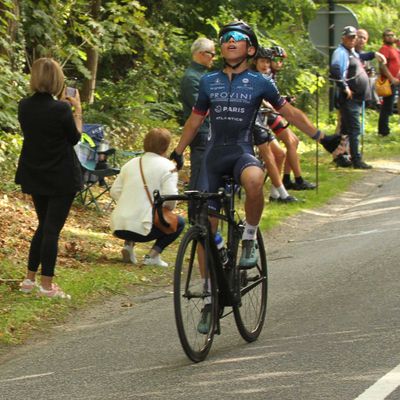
[1,110,399,350]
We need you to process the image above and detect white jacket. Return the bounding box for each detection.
[110,152,178,235]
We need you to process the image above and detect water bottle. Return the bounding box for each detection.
[214,232,229,267]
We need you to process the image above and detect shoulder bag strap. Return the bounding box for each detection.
[139,157,154,206]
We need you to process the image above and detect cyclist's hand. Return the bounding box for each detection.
[320,133,342,153]
[170,149,184,170]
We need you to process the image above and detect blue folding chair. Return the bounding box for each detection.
[75,141,120,212]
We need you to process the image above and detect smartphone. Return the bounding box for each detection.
[66,86,77,97]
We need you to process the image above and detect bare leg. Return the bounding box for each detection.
[258,142,282,188]
[198,217,219,279]
[240,166,265,225]
[27,270,36,281]
[40,275,53,291]
[278,128,301,178]
[269,139,285,175]
[238,166,265,267]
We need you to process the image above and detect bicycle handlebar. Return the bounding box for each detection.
[153,188,227,207]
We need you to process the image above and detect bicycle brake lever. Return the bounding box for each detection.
[153,190,161,206]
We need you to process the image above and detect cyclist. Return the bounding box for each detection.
[171,21,341,269]
[260,45,316,190]
[251,47,298,203]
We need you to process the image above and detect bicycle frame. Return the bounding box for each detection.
[154,180,244,310]
[156,182,268,360]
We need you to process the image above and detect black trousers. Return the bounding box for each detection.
[28,193,75,277]
[378,85,397,136]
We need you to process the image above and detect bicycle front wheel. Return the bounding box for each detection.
[233,229,268,342]
[174,226,218,362]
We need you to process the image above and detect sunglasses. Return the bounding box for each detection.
[385,33,395,37]
[204,50,216,58]
[220,31,252,45]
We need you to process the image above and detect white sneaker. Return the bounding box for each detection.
[20,279,39,293]
[143,254,168,267]
[121,245,136,264]
[39,284,71,300]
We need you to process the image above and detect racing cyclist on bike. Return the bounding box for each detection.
[171,21,341,268]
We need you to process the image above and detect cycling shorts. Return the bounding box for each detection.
[253,123,275,145]
[196,144,263,211]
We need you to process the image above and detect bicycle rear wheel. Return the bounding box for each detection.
[174,226,218,362]
[233,229,268,342]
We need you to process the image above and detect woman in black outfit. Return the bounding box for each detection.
[16,58,83,299]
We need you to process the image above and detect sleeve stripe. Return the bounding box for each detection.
[192,107,207,116]
[274,99,287,111]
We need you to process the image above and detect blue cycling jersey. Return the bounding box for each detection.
[192,68,287,209]
[194,69,286,145]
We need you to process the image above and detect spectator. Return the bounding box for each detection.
[16,58,83,299]
[378,29,400,137]
[250,47,298,203]
[330,26,372,169]
[356,28,386,107]
[334,28,387,167]
[180,37,215,190]
[110,128,185,267]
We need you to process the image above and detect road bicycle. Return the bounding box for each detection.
[154,176,268,362]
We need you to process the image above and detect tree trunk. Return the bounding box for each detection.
[81,0,101,104]
[81,47,99,104]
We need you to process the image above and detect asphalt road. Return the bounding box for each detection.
[1,167,400,400]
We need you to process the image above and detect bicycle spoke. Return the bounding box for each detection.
[233,229,268,342]
[174,227,217,362]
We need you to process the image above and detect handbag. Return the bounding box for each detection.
[139,157,179,234]
[375,76,392,97]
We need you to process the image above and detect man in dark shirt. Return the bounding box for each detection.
[331,26,372,169]
[180,37,215,190]
[356,28,386,108]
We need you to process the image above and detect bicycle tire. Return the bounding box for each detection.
[174,226,218,362]
[233,228,268,342]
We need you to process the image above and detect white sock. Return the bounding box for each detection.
[270,185,280,199]
[203,278,212,304]
[276,184,289,199]
[242,222,258,241]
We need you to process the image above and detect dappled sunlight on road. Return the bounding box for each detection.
[354,195,400,207]
[336,205,400,222]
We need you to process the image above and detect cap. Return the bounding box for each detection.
[342,26,357,37]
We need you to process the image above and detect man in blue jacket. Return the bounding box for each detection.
[331,26,372,169]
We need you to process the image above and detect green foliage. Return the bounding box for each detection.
[352,1,400,48]
[0,57,27,132]
[0,132,22,191]
[1,0,400,150]
[0,0,28,132]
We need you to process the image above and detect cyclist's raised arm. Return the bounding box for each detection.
[278,102,342,153]
[278,102,318,137]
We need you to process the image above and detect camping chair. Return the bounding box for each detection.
[75,141,120,212]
